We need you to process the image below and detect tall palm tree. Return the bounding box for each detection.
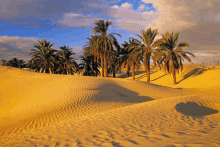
[121,39,143,80]
[0,59,7,66]
[130,28,158,82]
[91,19,121,77]
[29,39,57,74]
[153,31,195,84]
[131,55,143,80]
[120,41,132,77]
[83,35,102,77]
[135,60,142,75]
[55,45,78,75]
[107,41,121,78]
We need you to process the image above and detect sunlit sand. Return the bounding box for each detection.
[0,64,220,146]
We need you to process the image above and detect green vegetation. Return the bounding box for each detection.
[0,20,195,84]
[128,28,158,82]
[91,20,121,77]
[153,32,195,84]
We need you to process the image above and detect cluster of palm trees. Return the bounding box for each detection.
[28,39,78,74]
[0,40,79,75]
[84,20,195,84]
[0,19,195,84]
[0,57,27,68]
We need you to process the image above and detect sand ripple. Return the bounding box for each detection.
[1,65,220,146]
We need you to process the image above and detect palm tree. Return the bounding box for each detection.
[79,54,101,76]
[83,35,102,77]
[136,61,142,75]
[18,59,25,68]
[153,31,195,84]
[120,41,132,77]
[121,39,143,80]
[91,19,121,77]
[130,28,158,82]
[7,57,20,68]
[107,42,121,78]
[55,45,78,75]
[29,39,57,74]
[0,59,7,66]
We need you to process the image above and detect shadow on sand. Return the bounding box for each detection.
[177,68,208,84]
[93,83,154,103]
[117,71,146,78]
[175,102,218,117]
[151,74,168,82]
[134,70,158,81]
[116,66,156,79]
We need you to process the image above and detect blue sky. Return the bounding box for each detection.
[0,0,155,46]
[0,0,220,64]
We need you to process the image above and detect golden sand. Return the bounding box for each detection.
[0,64,220,146]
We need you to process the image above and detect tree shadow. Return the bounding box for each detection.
[93,83,154,103]
[135,73,146,80]
[175,102,218,117]
[151,74,168,82]
[177,68,207,84]
[116,65,155,79]
[117,73,130,78]
[116,71,146,78]
[135,71,158,81]
[136,70,146,75]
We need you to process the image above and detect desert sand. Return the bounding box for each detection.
[0,64,220,147]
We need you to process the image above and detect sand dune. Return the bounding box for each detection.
[1,64,220,146]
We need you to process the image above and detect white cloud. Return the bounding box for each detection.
[141,0,166,12]
[121,2,133,9]
[115,20,149,32]
[0,0,156,31]
[1,0,220,65]
[112,5,119,9]
[108,3,157,32]
[141,0,220,64]
[144,0,220,33]
[0,0,119,28]
[57,14,100,28]
[143,11,154,16]
[138,4,145,11]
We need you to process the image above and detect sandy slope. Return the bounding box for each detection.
[0,65,220,147]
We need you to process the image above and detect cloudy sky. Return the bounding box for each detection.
[0,0,220,65]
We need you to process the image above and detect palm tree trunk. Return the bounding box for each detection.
[96,56,98,77]
[173,70,176,84]
[101,54,104,77]
[144,54,151,82]
[112,63,116,77]
[95,61,98,77]
[136,64,138,75]
[104,53,108,77]
[113,69,116,77]
[126,61,130,77]
[132,62,135,80]
[107,59,108,74]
